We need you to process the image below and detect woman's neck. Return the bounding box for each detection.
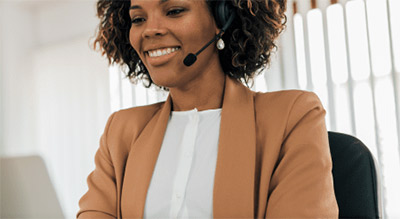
[169,71,225,112]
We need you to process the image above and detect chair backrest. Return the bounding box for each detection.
[328,131,381,218]
[0,155,65,218]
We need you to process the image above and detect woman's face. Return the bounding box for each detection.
[129,0,222,89]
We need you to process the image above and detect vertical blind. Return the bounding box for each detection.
[110,0,400,217]
[291,0,400,217]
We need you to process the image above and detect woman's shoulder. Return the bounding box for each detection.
[254,89,324,116]
[107,101,165,131]
[255,89,321,105]
[117,101,164,118]
[253,89,325,137]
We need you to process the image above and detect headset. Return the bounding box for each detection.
[183,0,236,66]
[214,0,236,32]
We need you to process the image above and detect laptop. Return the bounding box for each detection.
[1,155,65,218]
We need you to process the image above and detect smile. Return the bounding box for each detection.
[147,47,181,58]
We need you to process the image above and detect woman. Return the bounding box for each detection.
[77,0,338,218]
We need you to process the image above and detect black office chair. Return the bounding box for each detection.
[328,131,381,218]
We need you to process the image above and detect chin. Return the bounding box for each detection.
[149,74,177,89]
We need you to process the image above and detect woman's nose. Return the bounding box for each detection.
[142,19,168,38]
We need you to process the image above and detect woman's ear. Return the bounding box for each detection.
[215,27,223,36]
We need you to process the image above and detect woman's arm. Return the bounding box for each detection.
[77,112,118,219]
[266,91,338,217]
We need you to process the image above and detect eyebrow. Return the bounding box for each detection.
[130,0,169,10]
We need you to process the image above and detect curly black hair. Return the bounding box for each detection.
[92,0,287,90]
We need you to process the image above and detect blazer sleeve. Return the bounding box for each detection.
[77,112,118,219]
[266,91,339,217]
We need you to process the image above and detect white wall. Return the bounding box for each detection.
[1,0,111,218]
[0,1,37,156]
[33,35,110,219]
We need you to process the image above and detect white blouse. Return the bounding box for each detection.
[143,108,222,219]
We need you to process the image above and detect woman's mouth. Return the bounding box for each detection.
[147,47,181,58]
[145,46,181,66]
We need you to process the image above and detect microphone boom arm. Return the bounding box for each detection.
[183,12,235,67]
[194,30,224,56]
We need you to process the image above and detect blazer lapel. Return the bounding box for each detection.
[121,75,256,218]
[121,94,172,218]
[213,75,256,217]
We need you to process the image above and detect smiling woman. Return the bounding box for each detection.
[92,0,286,90]
[77,0,338,218]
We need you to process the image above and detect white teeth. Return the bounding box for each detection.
[148,47,180,58]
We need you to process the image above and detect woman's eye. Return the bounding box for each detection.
[131,17,145,24]
[167,8,185,16]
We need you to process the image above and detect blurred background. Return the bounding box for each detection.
[0,0,399,218]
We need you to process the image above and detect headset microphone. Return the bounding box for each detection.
[183,31,224,66]
[183,10,235,67]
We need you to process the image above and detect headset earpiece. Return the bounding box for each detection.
[214,0,236,32]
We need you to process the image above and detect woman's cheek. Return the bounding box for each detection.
[129,38,142,61]
[129,29,139,50]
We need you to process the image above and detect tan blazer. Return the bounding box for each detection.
[77,75,338,218]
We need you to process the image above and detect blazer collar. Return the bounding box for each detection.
[121,74,256,218]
